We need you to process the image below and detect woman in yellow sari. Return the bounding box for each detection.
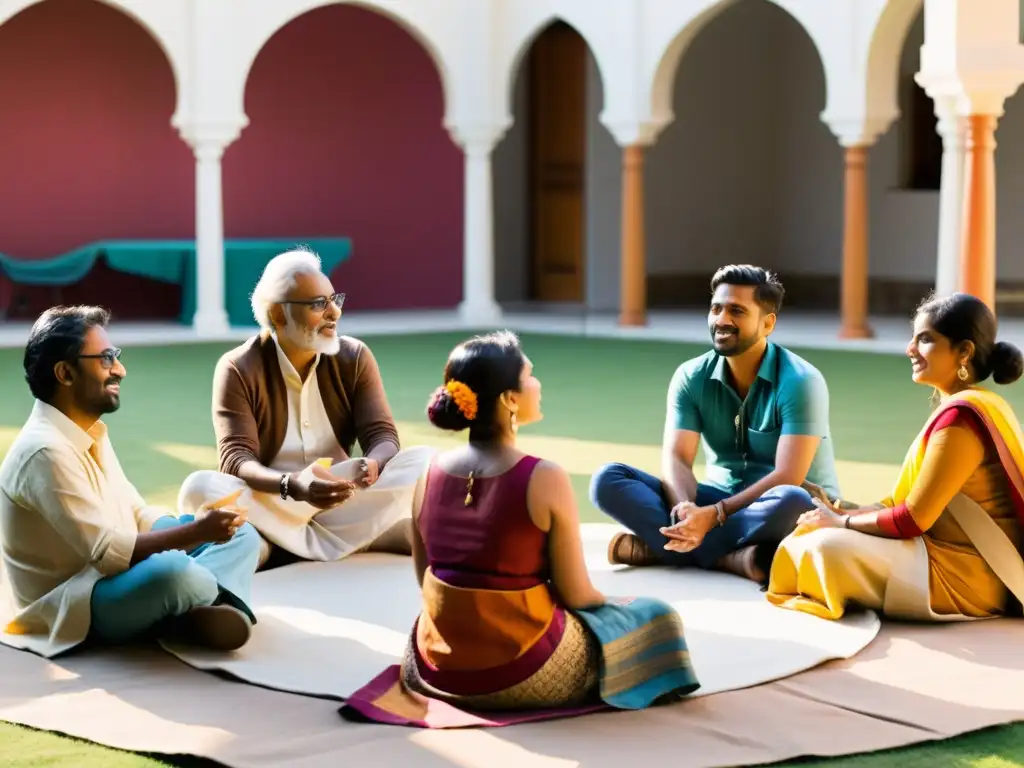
[766,293,1024,621]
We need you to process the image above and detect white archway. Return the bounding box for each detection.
[499,14,610,121]
[233,0,453,125]
[642,0,834,310]
[864,0,924,126]
[646,0,829,127]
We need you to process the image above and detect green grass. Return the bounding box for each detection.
[0,332,1021,767]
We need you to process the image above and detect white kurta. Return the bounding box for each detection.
[179,340,433,561]
[0,401,171,657]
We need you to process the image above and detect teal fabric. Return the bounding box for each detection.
[573,596,700,709]
[668,341,841,497]
[0,238,352,326]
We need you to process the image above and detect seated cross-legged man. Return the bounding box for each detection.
[179,249,433,568]
[590,266,840,584]
[0,306,261,658]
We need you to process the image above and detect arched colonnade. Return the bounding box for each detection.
[0,0,1021,334]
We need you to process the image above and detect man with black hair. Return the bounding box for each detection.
[591,265,837,584]
[0,306,261,658]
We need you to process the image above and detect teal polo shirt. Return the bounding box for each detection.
[667,342,841,498]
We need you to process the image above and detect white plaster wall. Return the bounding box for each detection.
[867,13,940,283]
[585,52,621,312]
[488,0,947,309]
[998,91,1024,282]
[493,68,529,303]
[644,0,814,276]
[8,0,1023,313]
[585,0,842,307]
[580,0,1024,308]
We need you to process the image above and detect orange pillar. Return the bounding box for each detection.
[839,145,872,339]
[619,144,646,326]
[960,114,998,309]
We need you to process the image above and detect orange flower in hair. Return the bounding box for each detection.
[445,380,478,421]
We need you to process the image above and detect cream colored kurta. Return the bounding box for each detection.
[272,341,349,472]
[179,338,433,561]
[0,401,171,657]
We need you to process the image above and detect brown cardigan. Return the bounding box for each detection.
[212,333,401,477]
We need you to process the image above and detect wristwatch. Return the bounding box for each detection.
[279,473,291,500]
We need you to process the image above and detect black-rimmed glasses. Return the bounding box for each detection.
[77,347,122,370]
[283,292,345,314]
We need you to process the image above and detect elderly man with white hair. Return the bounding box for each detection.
[178,249,433,566]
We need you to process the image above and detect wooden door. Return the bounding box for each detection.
[528,22,586,302]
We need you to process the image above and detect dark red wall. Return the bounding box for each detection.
[224,4,463,311]
[0,1,463,321]
[0,0,190,320]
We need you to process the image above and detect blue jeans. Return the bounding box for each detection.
[89,514,261,644]
[589,463,813,569]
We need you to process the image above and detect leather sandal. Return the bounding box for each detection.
[716,544,774,586]
[607,532,659,567]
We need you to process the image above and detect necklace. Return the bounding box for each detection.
[464,471,475,506]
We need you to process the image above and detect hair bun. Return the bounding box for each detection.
[990,341,1024,385]
[426,386,472,432]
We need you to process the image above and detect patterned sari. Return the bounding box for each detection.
[340,569,699,727]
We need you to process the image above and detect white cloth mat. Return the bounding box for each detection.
[161,523,880,699]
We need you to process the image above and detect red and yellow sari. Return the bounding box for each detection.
[766,388,1024,621]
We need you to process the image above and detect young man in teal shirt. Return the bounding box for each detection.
[590,265,837,583]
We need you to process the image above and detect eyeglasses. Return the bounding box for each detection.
[282,292,345,314]
[77,347,122,369]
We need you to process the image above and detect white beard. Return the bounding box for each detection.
[280,311,341,355]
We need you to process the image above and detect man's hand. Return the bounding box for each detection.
[801,481,858,511]
[194,508,247,544]
[193,489,248,544]
[669,500,696,526]
[660,503,718,553]
[290,463,354,510]
[352,458,379,487]
[324,457,378,487]
[801,480,833,506]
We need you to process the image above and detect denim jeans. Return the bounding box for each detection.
[89,514,261,644]
[589,463,813,569]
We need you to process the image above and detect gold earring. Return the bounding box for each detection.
[464,471,474,506]
[958,364,970,382]
[510,411,518,433]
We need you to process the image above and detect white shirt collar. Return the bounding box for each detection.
[30,400,106,454]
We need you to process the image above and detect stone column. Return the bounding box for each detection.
[915,0,1024,308]
[960,114,999,309]
[453,129,504,326]
[619,144,646,326]
[934,99,966,297]
[820,114,894,341]
[193,140,230,336]
[839,145,872,339]
[178,124,244,338]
